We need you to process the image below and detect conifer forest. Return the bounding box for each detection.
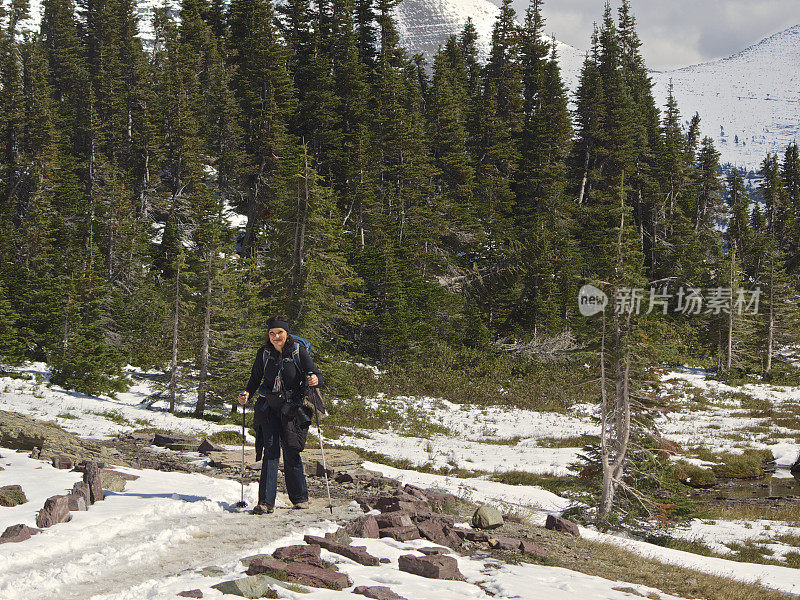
[0,0,799,419]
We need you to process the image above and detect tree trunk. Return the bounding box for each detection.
[196,250,214,417]
[726,246,735,372]
[766,256,774,372]
[169,258,181,414]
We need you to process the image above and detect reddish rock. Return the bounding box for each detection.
[273,544,324,567]
[451,528,490,543]
[66,493,87,512]
[36,495,71,528]
[246,556,290,576]
[285,562,351,590]
[303,535,380,566]
[378,526,420,542]
[488,536,521,551]
[71,481,91,507]
[249,557,351,589]
[177,590,203,598]
[520,539,548,559]
[83,461,104,503]
[398,554,464,580]
[503,514,525,524]
[418,547,449,555]
[353,585,409,600]
[346,515,380,539]
[375,512,414,529]
[416,519,451,547]
[545,515,580,536]
[197,439,224,455]
[51,455,74,469]
[100,469,140,481]
[412,513,455,528]
[402,485,428,501]
[0,524,42,544]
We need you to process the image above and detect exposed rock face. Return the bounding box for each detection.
[545,515,580,537]
[375,512,414,528]
[0,524,41,544]
[0,410,114,465]
[153,433,198,448]
[488,536,521,551]
[398,554,464,580]
[83,461,105,503]
[0,485,27,507]
[353,585,410,600]
[36,495,71,528]
[472,505,503,529]
[177,591,203,598]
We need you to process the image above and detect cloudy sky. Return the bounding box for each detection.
[509,0,800,70]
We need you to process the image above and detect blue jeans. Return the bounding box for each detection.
[258,407,308,506]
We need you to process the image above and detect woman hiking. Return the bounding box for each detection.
[238,317,322,514]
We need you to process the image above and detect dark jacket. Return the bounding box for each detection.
[244,337,322,459]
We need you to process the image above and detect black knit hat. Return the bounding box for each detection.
[267,317,290,332]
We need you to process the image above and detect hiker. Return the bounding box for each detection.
[238,317,322,514]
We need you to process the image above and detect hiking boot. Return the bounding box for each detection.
[292,501,309,510]
[253,503,274,514]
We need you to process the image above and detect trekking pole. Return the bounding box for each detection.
[312,388,333,514]
[235,396,247,508]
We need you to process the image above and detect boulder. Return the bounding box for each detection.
[375,512,414,529]
[239,554,272,568]
[83,461,104,503]
[398,554,464,580]
[545,514,580,536]
[197,439,224,454]
[324,529,353,545]
[412,513,455,528]
[197,566,226,577]
[0,485,27,507]
[303,535,380,566]
[100,471,127,493]
[246,557,351,590]
[0,524,41,544]
[472,505,503,529]
[416,519,461,548]
[52,455,73,469]
[71,481,91,507]
[345,515,380,539]
[273,544,324,567]
[177,591,203,598]
[36,494,71,528]
[353,585,409,600]
[520,539,548,559]
[378,526,420,542]
[402,485,429,501]
[66,493,87,512]
[211,576,279,598]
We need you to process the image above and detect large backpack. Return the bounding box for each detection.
[261,336,326,416]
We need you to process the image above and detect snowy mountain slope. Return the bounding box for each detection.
[650,25,800,170]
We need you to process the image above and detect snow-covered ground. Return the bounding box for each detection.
[2,361,800,598]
